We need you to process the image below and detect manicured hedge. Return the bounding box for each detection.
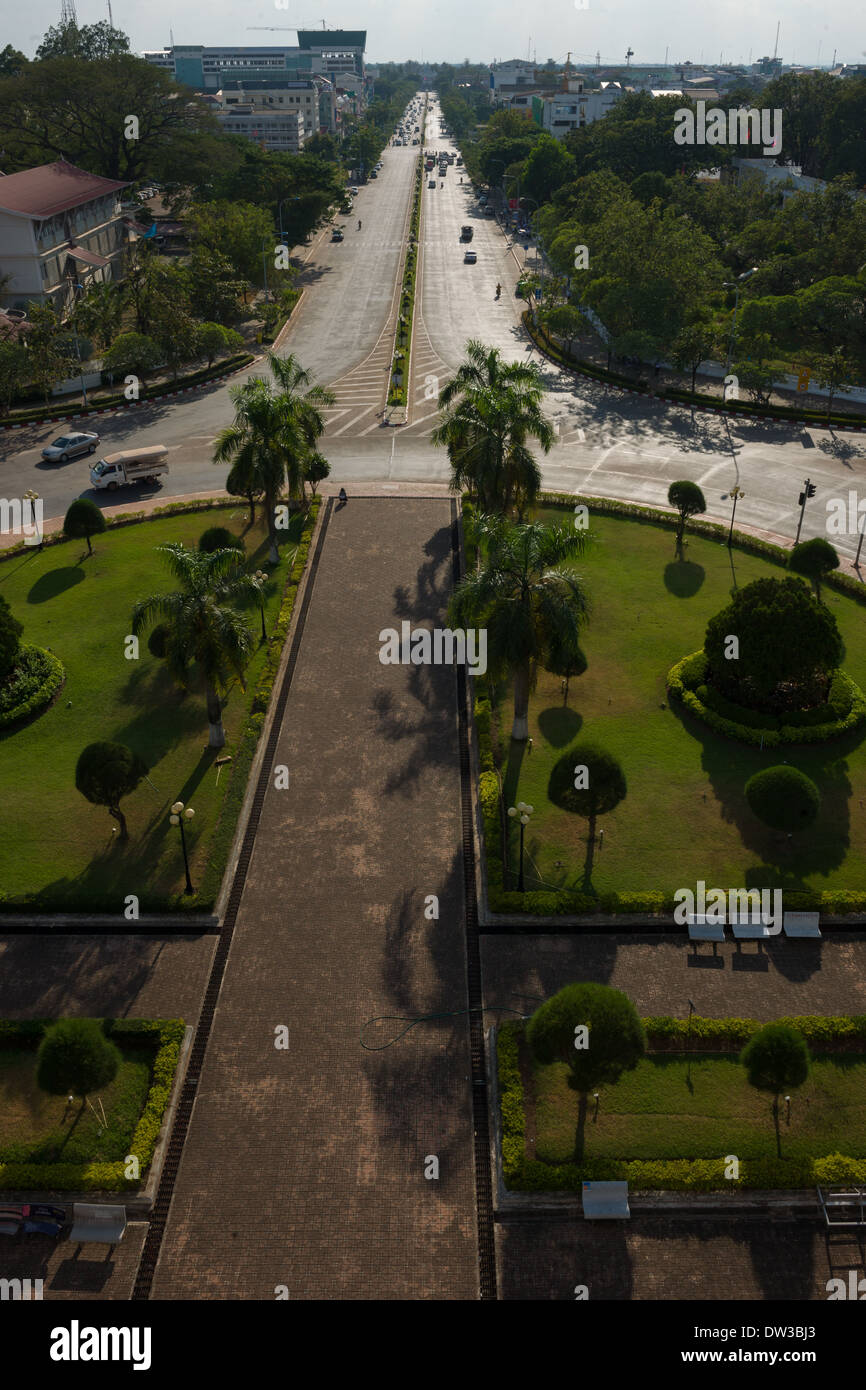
[667,650,866,747]
[497,1019,866,1192]
[524,316,866,431]
[0,1018,184,1192]
[388,141,425,408]
[1,353,255,426]
[0,645,65,728]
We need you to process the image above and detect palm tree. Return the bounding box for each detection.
[432,340,553,516]
[449,514,589,740]
[131,544,258,748]
[214,351,334,563]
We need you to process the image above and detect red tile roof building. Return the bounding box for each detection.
[0,160,131,316]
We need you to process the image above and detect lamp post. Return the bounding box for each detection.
[727,485,744,547]
[23,488,42,547]
[856,509,866,570]
[723,267,758,375]
[507,800,534,892]
[71,281,89,409]
[254,569,268,642]
[170,800,195,894]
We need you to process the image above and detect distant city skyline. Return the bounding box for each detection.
[6,0,864,69]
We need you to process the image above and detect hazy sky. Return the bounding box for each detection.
[8,0,865,67]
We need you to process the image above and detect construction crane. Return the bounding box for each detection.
[773,21,781,61]
[625,47,634,66]
[246,27,296,32]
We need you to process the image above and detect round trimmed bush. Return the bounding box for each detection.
[37,1019,121,1099]
[0,645,65,727]
[198,526,244,555]
[745,765,821,831]
[0,594,24,681]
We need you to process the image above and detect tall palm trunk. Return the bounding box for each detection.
[265,487,280,564]
[512,660,531,741]
[205,681,226,748]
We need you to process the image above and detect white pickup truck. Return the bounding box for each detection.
[90,446,169,491]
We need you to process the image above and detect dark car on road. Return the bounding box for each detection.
[460,226,473,241]
[463,250,477,264]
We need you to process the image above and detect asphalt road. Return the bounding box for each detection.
[2,92,865,560]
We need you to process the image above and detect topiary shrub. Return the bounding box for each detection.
[198,525,244,555]
[745,765,821,832]
[0,594,24,681]
[63,497,106,556]
[37,1019,121,1101]
[75,740,149,841]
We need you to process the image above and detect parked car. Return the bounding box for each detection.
[463,250,477,264]
[369,170,378,179]
[90,446,169,491]
[41,431,99,463]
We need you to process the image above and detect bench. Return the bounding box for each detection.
[731,922,778,940]
[582,1180,630,1219]
[69,1203,126,1245]
[686,915,726,952]
[784,911,822,939]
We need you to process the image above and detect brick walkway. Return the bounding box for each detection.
[150,499,479,1299]
[496,1218,865,1300]
[481,934,866,1021]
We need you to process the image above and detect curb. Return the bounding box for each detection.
[0,914,220,935]
[523,317,866,435]
[0,357,257,431]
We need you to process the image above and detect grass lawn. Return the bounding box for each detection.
[0,504,303,909]
[493,505,866,897]
[532,1052,866,1164]
[0,1043,151,1164]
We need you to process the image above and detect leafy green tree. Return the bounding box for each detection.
[198,526,244,555]
[0,341,30,414]
[214,352,333,563]
[433,340,553,516]
[101,332,162,383]
[671,319,717,393]
[788,537,840,601]
[63,498,106,556]
[22,302,64,401]
[75,740,149,840]
[131,544,258,747]
[542,305,587,357]
[544,627,587,705]
[745,765,821,833]
[196,323,244,369]
[151,299,199,382]
[71,282,125,352]
[0,593,24,680]
[36,21,130,62]
[225,458,263,525]
[548,743,626,873]
[527,983,646,1157]
[304,452,330,498]
[732,358,774,407]
[448,514,588,740]
[186,249,246,325]
[704,577,844,711]
[186,200,278,294]
[0,55,218,182]
[521,133,576,205]
[37,1019,121,1107]
[741,1022,810,1156]
[812,348,855,422]
[667,480,706,551]
[0,44,27,77]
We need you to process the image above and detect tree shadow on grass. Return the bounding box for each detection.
[26,567,86,604]
[537,706,582,747]
[664,558,705,599]
[670,699,860,880]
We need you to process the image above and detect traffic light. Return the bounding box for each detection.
[807,483,816,498]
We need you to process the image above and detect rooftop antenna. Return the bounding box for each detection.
[60,0,77,23]
[625,47,634,66]
[596,50,600,70]
[107,0,113,27]
[664,46,669,66]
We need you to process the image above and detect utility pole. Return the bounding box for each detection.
[728,486,744,547]
[795,479,816,545]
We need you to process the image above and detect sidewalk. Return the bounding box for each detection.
[150,498,479,1298]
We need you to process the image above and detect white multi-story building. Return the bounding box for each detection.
[216,107,305,154]
[216,79,319,141]
[532,81,623,136]
[0,160,129,315]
